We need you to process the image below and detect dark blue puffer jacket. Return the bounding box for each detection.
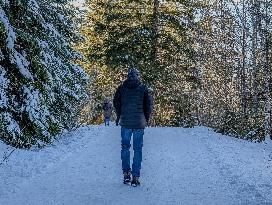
[113,79,152,129]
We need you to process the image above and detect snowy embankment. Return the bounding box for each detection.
[0,125,272,205]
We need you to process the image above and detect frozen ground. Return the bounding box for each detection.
[1,125,272,205]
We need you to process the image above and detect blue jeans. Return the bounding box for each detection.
[121,127,144,177]
[104,117,110,126]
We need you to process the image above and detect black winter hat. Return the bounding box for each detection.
[127,67,140,80]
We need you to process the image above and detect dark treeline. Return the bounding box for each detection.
[0,0,272,148]
[78,0,272,141]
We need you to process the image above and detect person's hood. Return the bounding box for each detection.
[123,78,140,89]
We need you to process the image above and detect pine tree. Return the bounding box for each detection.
[79,0,199,126]
[0,0,88,148]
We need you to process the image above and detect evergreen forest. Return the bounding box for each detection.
[1,0,272,148]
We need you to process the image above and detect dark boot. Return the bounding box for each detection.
[131,176,140,187]
[123,171,131,184]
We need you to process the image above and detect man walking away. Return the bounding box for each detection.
[102,98,112,126]
[113,68,152,187]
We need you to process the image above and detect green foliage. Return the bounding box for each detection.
[78,0,200,126]
[0,0,88,148]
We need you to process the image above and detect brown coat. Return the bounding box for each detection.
[103,100,113,118]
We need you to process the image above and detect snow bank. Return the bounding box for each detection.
[0,126,100,196]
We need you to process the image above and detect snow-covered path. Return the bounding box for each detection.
[1,125,272,205]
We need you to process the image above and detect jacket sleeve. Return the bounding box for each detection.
[143,87,153,123]
[113,86,122,120]
[109,102,113,111]
[102,102,106,111]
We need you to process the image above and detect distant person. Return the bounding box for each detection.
[113,67,152,187]
[102,98,113,126]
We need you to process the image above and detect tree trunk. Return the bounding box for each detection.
[263,0,271,142]
[241,0,248,123]
[152,0,159,65]
[251,0,259,119]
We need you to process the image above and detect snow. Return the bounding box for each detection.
[0,8,34,81]
[57,13,65,21]
[37,40,49,49]
[0,66,9,108]
[0,125,272,205]
[44,22,61,38]
[0,49,4,60]
[0,8,16,50]
[63,87,80,100]
[11,51,33,80]
[22,86,49,129]
[71,64,88,77]
[2,112,21,138]
[1,0,9,5]
[28,0,39,12]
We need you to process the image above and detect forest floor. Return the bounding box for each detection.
[1,125,272,205]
